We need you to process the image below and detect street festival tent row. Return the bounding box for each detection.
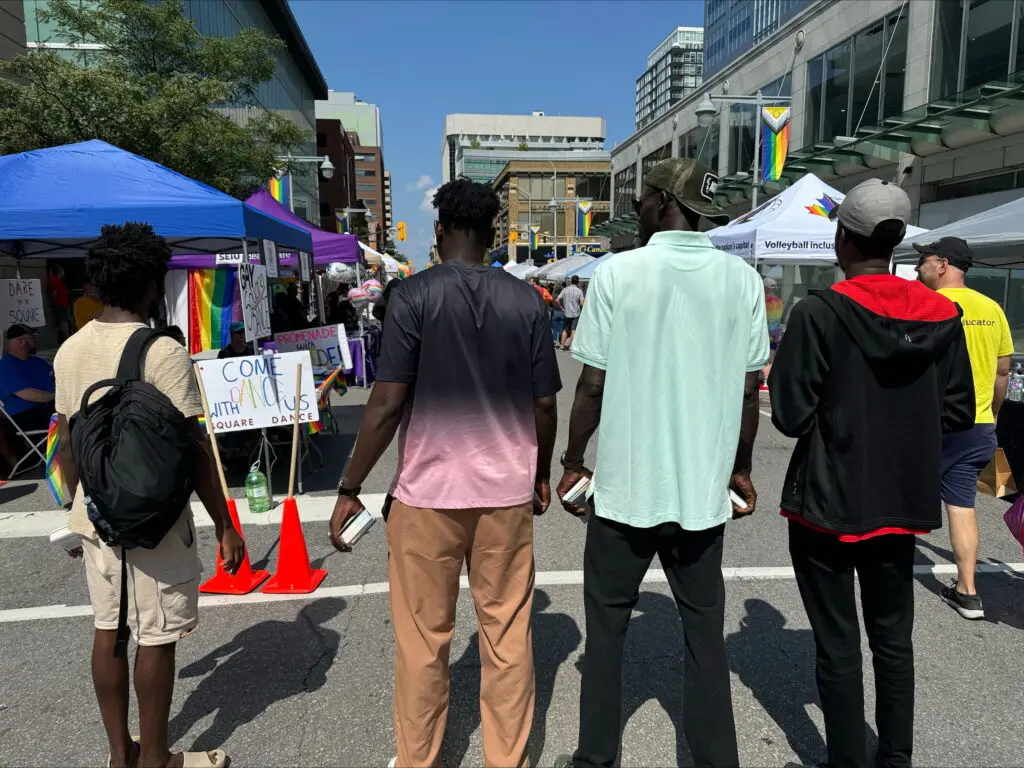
[162,187,360,354]
[708,172,927,264]
[526,253,596,281]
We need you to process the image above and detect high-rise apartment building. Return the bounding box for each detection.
[635,27,704,130]
[704,0,808,76]
[442,112,606,185]
[0,0,25,61]
[383,170,393,245]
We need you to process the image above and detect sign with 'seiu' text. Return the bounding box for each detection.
[196,351,319,434]
[215,251,244,267]
[0,279,45,329]
[273,324,352,374]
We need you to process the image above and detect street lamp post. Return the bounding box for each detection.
[275,154,335,213]
[695,89,791,210]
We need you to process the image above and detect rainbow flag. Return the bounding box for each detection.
[529,225,540,251]
[188,268,240,355]
[45,414,70,508]
[268,174,290,205]
[577,201,593,238]
[805,193,839,219]
[761,106,791,182]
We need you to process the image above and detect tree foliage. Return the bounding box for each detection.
[0,0,307,199]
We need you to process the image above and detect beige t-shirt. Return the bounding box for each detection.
[54,321,203,537]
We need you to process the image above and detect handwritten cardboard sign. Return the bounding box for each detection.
[274,324,352,374]
[0,279,45,329]
[238,263,271,342]
[261,239,279,278]
[196,351,319,434]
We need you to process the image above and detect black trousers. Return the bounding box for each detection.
[789,521,916,768]
[574,514,737,768]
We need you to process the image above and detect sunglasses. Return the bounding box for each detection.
[632,189,663,215]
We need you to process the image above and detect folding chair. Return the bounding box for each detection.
[0,400,49,479]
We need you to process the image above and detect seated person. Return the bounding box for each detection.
[0,324,54,432]
[217,322,254,359]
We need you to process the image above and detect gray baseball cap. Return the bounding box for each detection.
[828,178,911,239]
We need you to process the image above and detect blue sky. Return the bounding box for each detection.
[290,0,705,267]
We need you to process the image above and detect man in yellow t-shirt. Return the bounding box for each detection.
[72,281,103,331]
[916,236,1013,621]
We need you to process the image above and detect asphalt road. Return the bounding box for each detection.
[2,352,1023,767]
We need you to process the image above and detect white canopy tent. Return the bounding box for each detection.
[358,241,384,267]
[709,173,926,264]
[504,262,535,279]
[893,194,1024,267]
[527,254,595,281]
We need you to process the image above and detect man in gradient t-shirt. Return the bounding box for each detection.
[329,178,561,768]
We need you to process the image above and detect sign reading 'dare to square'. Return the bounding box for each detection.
[0,279,46,329]
[273,324,352,374]
[196,351,319,434]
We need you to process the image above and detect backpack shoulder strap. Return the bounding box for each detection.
[116,328,160,382]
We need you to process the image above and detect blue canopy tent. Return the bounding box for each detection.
[0,140,313,258]
[567,252,613,281]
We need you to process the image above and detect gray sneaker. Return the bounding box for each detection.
[940,579,985,620]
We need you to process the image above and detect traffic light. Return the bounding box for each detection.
[509,231,518,242]
[397,221,407,241]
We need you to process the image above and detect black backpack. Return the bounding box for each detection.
[70,327,196,653]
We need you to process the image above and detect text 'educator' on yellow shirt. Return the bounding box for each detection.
[939,287,1014,424]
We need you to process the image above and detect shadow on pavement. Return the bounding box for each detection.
[169,597,346,751]
[0,481,40,504]
[726,598,825,767]
[442,589,581,767]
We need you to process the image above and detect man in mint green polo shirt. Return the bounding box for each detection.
[553,158,769,768]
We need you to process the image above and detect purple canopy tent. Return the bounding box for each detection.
[170,187,360,268]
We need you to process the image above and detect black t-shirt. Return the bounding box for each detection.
[377,261,561,509]
[217,343,254,359]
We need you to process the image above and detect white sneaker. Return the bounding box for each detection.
[388,758,396,768]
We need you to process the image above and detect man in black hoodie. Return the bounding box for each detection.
[769,178,974,768]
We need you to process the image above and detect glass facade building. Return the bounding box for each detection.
[704,0,808,76]
[635,27,704,130]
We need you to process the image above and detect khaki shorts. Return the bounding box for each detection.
[82,511,202,646]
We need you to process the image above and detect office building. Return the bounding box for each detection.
[316,90,382,147]
[353,143,388,251]
[383,170,393,245]
[316,118,358,234]
[442,112,606,184]
[604,0,1024,346]
[704,0,808,76]
[489,154,612,264]
[21,0,328,222]
[0,1,25,61]
[635,27,704,130]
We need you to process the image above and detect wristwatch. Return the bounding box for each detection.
[560,451,585,472]
[337,483,361,498]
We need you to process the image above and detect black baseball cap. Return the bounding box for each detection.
[913,236,973,272]
[5,324,36,341]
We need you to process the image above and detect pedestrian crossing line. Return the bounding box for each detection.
[1,562,1021,625]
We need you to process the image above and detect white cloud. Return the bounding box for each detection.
[419,185,439,212]
[407,174,434,192]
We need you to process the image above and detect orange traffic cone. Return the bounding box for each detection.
[200,498,270,594]
[261,496,327,594]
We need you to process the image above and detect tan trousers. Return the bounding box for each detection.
[387,499,536,768]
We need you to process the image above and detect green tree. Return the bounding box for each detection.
[0,0,306,199]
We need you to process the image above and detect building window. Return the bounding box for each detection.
[933,0,1020,99]
[641,143,672,183]
[354,153,376,162]
[356,169,376,176]
[806,10,908,144]
[357,184,377,192]
[614,165,637,218]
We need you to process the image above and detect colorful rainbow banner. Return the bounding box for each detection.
[576,201,593,238]
[268,174,290,206]
[45,414,70,508]
[188,268,240,355]
[760,106,791,182]
[805,193,840,219]
[529,225,540,251]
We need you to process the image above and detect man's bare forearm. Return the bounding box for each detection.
[564,365,605,468]
[534,396,557,481]
[994,372,1009,419]
[733,371,760,475]
[340,382,408,489]
[14,387,54,404]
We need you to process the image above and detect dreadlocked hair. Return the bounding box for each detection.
[85,223,172,310]
[433,178,500,241]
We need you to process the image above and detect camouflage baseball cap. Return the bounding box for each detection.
[644,158,730,225]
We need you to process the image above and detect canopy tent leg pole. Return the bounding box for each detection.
[262,428,274,509]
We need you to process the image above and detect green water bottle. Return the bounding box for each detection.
[245,462,271,514]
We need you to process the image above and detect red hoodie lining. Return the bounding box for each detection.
[831,274,958,322]
[780,511,927,542]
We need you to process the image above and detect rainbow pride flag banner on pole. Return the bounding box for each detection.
[268,174,290,206]
[188,268,240,355]
[528,225,540,251]
[576,201,593,238]
[45,414,70,508]
[760,106,791,182]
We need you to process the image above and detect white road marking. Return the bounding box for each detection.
[1,562,1021,625]
[0,494,388,539]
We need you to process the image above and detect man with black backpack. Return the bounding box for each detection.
[54,223,245,768]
